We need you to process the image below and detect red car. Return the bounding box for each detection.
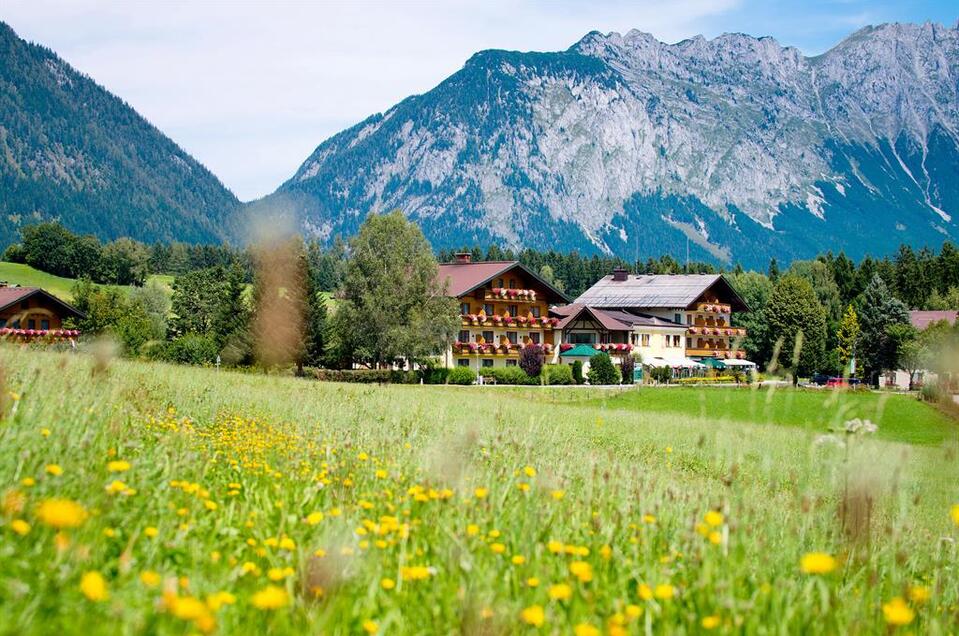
[825,377,863,388]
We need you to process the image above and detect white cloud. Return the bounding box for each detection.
[5,0,747,200]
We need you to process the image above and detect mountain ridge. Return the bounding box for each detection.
[261,20,959,268]
[0,21,239,248]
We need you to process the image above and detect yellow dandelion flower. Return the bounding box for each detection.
[517,483,530,492]
[80,571,108,602]
[10,519,30,536]
[306,512,324,525]
[523,466,537,477]
[490,543,506,554]
[206,591,236,611]
[362,620,378,634]
[550,490,565,500]
[140,570,161,587]
[599,544,612,560]
[708,531,722,545]
[20,477,36,487]
[511,555,526,565]
[638,583,653,600]
[2,490,25,516]
[951,504,959,527]
[908,586,930,604]
[169,595,207,620]
[400,565,431,581]
[526,577,540,587]
[204,500,218,511]
[548,583,572,601]
[36,498,87,529]
[144,526,159,538]
[380,578,395,590]
[573,624,600,636]
[569,560,593,583]
[642,514,656,524]
[474,487,489,499]
[279,537,295,551]
[107,460,131,472]
[701,615,721,629]
[466,524,480,537]
[625,604,642,619]
[800,552,837,575]
[654,584,675,600]
[41,428,51,437]
[704,510,724,527]
[520,604,545,627]
[45,464,63,476]
[881,597,914,626]
[251,585,288,610]
[105,480,128,495]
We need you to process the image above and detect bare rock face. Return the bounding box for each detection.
[268,22,959,266]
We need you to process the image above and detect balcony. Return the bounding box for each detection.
[687,326,746,337]
[461,314,559,329]
[696,302,731,314]
[454,341,554,355]
[484,288,539,303]
[0,328,80,339]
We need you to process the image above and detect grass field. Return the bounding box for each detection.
[0,347,957,634]
[0,262,173,301]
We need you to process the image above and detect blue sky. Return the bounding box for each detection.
[3,0,956,201]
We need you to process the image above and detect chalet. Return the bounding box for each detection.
[438,254,569,370]
[0,285,83,340]
[571,270,754,373]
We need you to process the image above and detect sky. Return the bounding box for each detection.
[3,1,956,201]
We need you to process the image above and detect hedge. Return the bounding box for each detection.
[479,366,539,385]
[674,375,738,385]
[542,364,574,385]
[311,369,420,384]
[447,367,477,385]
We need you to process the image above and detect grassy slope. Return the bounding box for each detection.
[0,349,956,634]
[0,262,173,301]
[580,387,956,446]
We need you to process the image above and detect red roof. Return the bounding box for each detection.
[551,304,632,331]
[0,287,36,310]
[0,287,85,318]
[436,261,569,302]
[910,310,958,330]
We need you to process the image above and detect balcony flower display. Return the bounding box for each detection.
[542,343,553,354]
[560,343,573,352]
[1,328,80,340]
[489,287,537,301]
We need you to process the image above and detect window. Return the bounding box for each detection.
[483,303,494,315]
[530,333,540,344]
[506,359,518,367]
[509,279,516,289]
[27,319,35,329]
[460,302,470,315]
[0,319,5,328]
[506,331,518,344]
[458,330,470,343]
[495,278,503,288]
[40,320,49,330]
[457,359,470,367]
[686,337,692,348]
[569,332,595,344]
[673,335,682,347]
[482,330,494,343]
[686,314,692,325]
[674,313,682,324]
[641,334,650,347]
[20,301,28,309]
[664,335,671,348]
[530,306,540,317]
[482,359,494,368]
[508,305,518,317]
[12,320,20,328]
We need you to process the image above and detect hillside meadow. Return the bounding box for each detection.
[0,347,957,634]
[0,262,174,301]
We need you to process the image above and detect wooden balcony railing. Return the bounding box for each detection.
[687,326,746,337]
[461,314,559,329]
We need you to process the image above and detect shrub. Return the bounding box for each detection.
[587,353,620,385]
[420,367,450,384]
[619,356,635,385]
[920,382,943,404]
[543,364,573,385]
[312,369,419,383]
[153,334,219,366]
[648,366,672,384]
[519,344,545,378]
[572,360,584,385]
[447,367,476,385]
[480,366,539,385]
[674,375,736,385]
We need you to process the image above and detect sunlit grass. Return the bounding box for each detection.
[0,347,957,634]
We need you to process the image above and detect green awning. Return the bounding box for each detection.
[699,357,726,369]
[559,345,600,358]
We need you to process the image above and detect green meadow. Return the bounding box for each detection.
[0,262,174,301]
[0,347,957,634]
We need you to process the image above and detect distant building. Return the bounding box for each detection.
[885,310,958,389]
[0,284,83,339]
[437,254,569,370]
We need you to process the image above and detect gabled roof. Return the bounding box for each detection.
[574,274,749,312]
[437,260,570,303]
[909,310,957,330]
[551,304,685,331]
[0,287,86,319]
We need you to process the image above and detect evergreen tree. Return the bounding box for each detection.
[587,353,620,385]
[835,305,860,374]
[857,274,910,386]
[767,257,780,282]
[303,262,328,368]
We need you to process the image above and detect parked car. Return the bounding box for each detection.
[811,373,830,386]
[825,377,863,388]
